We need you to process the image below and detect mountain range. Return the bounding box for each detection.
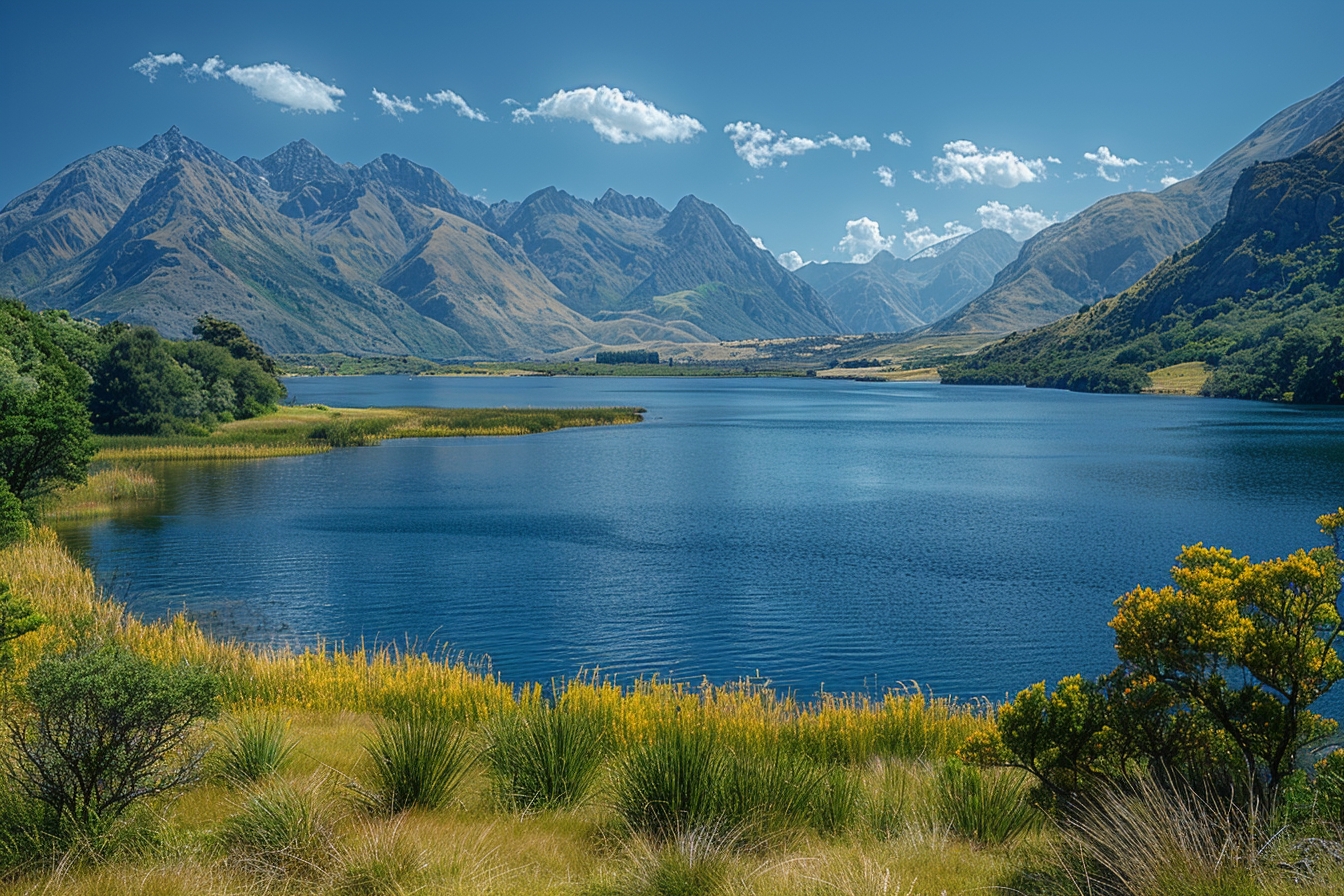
[940,117,1344,402]
[926,75,1344,339]
[0,130,851,358]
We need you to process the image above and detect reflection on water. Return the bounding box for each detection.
[56,377,1344,707]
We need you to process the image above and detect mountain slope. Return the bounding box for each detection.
[940,119,1344,402]
[930,75,1344,337]
[795,229,1020,334]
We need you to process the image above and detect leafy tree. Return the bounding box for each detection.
[192,314,278,376]
[4,645,219,831]
[980,510,1344,799]
[0,482,27,548]
[0,581,44,671]
[89,327,201,434]
[0,300,94,510]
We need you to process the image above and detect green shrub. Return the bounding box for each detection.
[615,723,726,840]
[0,482,28,548]
[355,711,476,814]
[1312,748,1344,825]
[933,759,1039,845]
[483,701,609,810]
[5,644,219,832]
[213,714,296,786]
[0,580,44,672]
[219,777,337,881]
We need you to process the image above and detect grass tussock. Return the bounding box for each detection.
[211,714,296,786]
[43,465,158,519]
[354,713,477,814]
[93,404,645,462]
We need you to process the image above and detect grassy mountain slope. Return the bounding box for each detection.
[940,120,1344,402]
[929,75,1344,337]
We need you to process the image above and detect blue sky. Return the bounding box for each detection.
[4,0,1342,267]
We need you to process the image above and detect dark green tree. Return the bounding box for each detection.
[192,315,279,376]
[5,645,219,830]
[0,300,94,510]
[89,327,201,434]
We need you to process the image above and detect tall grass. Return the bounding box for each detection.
[218,777,339,882]
[212,714,296,785]
[483,699,611,811]
[43,466,158,519]
[932,759,1040,845]
[355,712,477,814]
[616,722,727,840]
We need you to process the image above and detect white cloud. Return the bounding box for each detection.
[425,89,488,122]
[919,140,1048,188]
[513,86,704,144]
[976,200,1057,240]
[225,62,345,112]
[131,52,184,81]
[187,56,226,80]
[885,131,911,147]
[752,237,768,251]
[902,221,974,255]
[876,165,896,187]
[724,122,871,169]
[372,89,420,120]
[836,217,900,263]
[1160,175,1181,188]
[904,208,919,223]
[1084,145,1143,181]
[777,250,806,271]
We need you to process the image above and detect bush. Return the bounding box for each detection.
[483,701,610,811]
[4,644,219,831]
[0,482,27,548]
[219,777,337,881]
[933,759,1039,845]
[355,711,476,814]
[213,714,296,786]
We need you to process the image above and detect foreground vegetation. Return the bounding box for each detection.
[0,519,1342,894]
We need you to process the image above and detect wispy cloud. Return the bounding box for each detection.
[425,89,488,121]
[837,217,898,263]
[1084,145,1142,181]
[904,208,919,223]
[876,165,896,187]
[725,122,870,169]
[977,200,1057,240]
[884,131,911,147]
[134,52,345,113]
[1160,175,1181,188]
[916,140,1048,188]
[777,250,806,271]
[371,89,420,120]
[903,221,973,254]
[131,52,184,81]
[513,86,703,144]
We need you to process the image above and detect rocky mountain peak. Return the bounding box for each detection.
[594,188,666,219]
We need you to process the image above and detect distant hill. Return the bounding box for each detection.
[794,228,1020,334]
[940,118,1344,402]
[928,75,1344,337]
[0,130,838,358]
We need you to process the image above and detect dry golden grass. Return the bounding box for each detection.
[1143,362,1210,395]
[42,466,160,519]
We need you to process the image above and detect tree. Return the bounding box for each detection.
[0,581,44,671]
[0,300,94,510]
[5,645,219,830]
[980,510,1344,799]
[89,327,201,434]
[192,315,278,376]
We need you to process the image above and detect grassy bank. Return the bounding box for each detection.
[0,532,1340,895]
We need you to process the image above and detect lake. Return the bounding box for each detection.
[56,376,1344,704]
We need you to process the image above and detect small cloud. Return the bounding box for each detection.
[513,86,704,144]
[185,56,226,80]
[837,217,899,263]
[884,131,912,147]
[903,221,973,254]
[904,208,919,223]
[752,236,768,251]
[876,165,896,187]
[777,250,806,271]
[977,200,1057,240]
[724,121,870,169]
[1160,175,1181,188]
[225,61,345,112]
[371,89,420,120]
[425,89,488,122]
[1083,145,1143,182]
[919,140,1049,188]
[131,52,184,81]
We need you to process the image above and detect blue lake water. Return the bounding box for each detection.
[56,376,1344,705]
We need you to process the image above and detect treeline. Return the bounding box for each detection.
[0,299,283,527]
[595,350,660,365]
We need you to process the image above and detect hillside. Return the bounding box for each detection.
[794,228,1020,334]
[940,119,1344,402]
[0,130,839,358]
[927,75,1344,337]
